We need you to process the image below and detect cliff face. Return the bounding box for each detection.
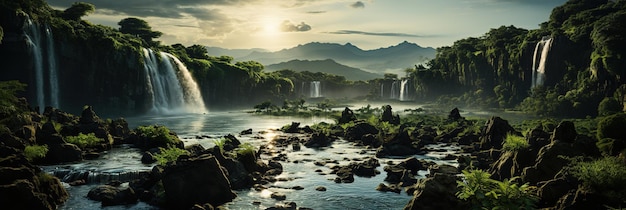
[0,6,150,116]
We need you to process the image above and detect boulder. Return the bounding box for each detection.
[352,158,380,177]
[283,122,301,133]
[551,121,577,143]
[376,183,401,193]
[479,116,517,149]
[79,106,99,124]
[447,107,464,121]
[338,107,357,124]
[43,143,82,164]
[304,132,333,148]
[376,130,421,157]
[344,121,379,142]
[403,173,466,210]
[381,105,400,125]
[161,154,236,208]
[87,185,138,206]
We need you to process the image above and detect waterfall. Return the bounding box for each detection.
[532,37,552,88]
[380,83,384,98]
[390,80,400,100]
[45,25,59,108]
[142,48,207,114]
[24,19,59,110]
[25,19,44,110]
[399,79,410,101]
[310,81,321,98]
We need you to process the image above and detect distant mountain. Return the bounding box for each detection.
[205,46,268,58]
[265,59,381,81]
[237,41,435,74]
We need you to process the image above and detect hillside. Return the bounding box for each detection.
[212,41,435,74]
[265,59,381,81]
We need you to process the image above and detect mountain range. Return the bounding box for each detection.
[205,41,436,80]
[265,59,381,81]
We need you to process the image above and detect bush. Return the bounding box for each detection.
[135,125,180,148]
[569,157,626,202]
[598,97,623,116]
[597,113,626,141]
[24,145,48,162]
[154,147,189,165]
[457,169,537,209]
[65,133,103,149]
[235,142,256,158]
[213,138,226,152]
[502,133,529,152]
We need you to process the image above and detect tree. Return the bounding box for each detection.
[186,45,209,59]
[62,2,95,21]
[118,17,162,46]
[384,73,398,80]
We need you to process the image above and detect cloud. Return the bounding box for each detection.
[350,1,365,8]
[307,11,327,14]
[281,21,312,32]
[328,30,423,37]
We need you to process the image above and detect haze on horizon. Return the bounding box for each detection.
[47,0,567,51]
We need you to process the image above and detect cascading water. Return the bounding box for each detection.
[532,36,552,89]
[25,19,59,110]
[310,81,322,98]
[142,48,206,114]
[45,25,59,108]
[399,79,410,101]
[390,80,400,100]
[380,83,384,98]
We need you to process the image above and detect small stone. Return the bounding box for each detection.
[271,192,287,201]
[315,186,327,191]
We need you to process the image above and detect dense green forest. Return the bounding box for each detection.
[406,0,626,117]
[1,0,625,117]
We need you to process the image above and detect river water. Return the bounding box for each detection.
[46,109,463,210]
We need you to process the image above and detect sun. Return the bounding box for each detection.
[259,17,281,36]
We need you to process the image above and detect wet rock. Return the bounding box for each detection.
[315,186,327,191]
[87,185,137,206]
[447,108,463,121]
[304,132,333,148]
[344,121,379,143]
[79,106,99,124]
[403,173,466,210]
[190,203,215,210]
[376,129,421,157]
[479,116,517,150]
[161,154,236,209]
[267,201,297,210]
[427,164,458,177]
[271,192,287,201]
[240,128,253,135]
[338,107,357,124]
[141,152,156,164]
[333,166,354,183]
[43,143,83,164]
[352,158,380,177]
[381,105,400,125]
[283,122,301,134]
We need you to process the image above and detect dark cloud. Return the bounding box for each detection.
[281,21,312,32]
[47,0,253,18]
[307,11,327,14]
[481,0,567,6]
[350,1,365,8]
[328,30,423,37]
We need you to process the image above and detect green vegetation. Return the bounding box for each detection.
[569,157,626,203]
[502,133,529,152]
[135,125,180,148]
[153,147,189,166]
[598,97,623,116]
[596,113,626,155]
[65,133,103,149]
[24,145,48,162]
[213,138,226,152]
[235,142,256,158]
[118,17,162,46]
[457,169,537,210]
[61,2,94,21]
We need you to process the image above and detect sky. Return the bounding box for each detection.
[46,0,568,51]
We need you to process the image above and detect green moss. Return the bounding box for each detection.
[135,125,180,148]
[24,145,48,162]
[569,157,626,203]
[65,133,103,149]
[154,147,189,166]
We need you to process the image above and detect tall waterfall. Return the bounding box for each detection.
[142,48,207,114]
[532,37,552,88]
[380,83,384,98]
[25,19,59,110]
[399,79,410,101]
[390,80,400,100]
[310,81,322,98]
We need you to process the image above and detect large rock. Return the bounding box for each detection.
[161,154,236,208]
[403,173,466,210]
[376,129,421,157]
[479,116,516,149]
[0,145,68,209]
[87,185,138,206]
[381,105,400,125]
[344,121,379,142]
[338,107,357,124]
[551,121,577,143]
[79,106,100,124]
[43,143,83,164]
[304,132,333,148]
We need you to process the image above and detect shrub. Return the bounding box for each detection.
[24,145,48,162]
[213,138,226,152]
[503,133,529,152]
[154,147,189,165]
[569,157,626,202]
[135,125,180,148]
[65,133,103,149]
[597,113,626,141]
[598,97,622,116]
[235,142,256,158]
[457,169,537,209]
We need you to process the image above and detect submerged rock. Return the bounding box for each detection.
[87,184,138,206]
